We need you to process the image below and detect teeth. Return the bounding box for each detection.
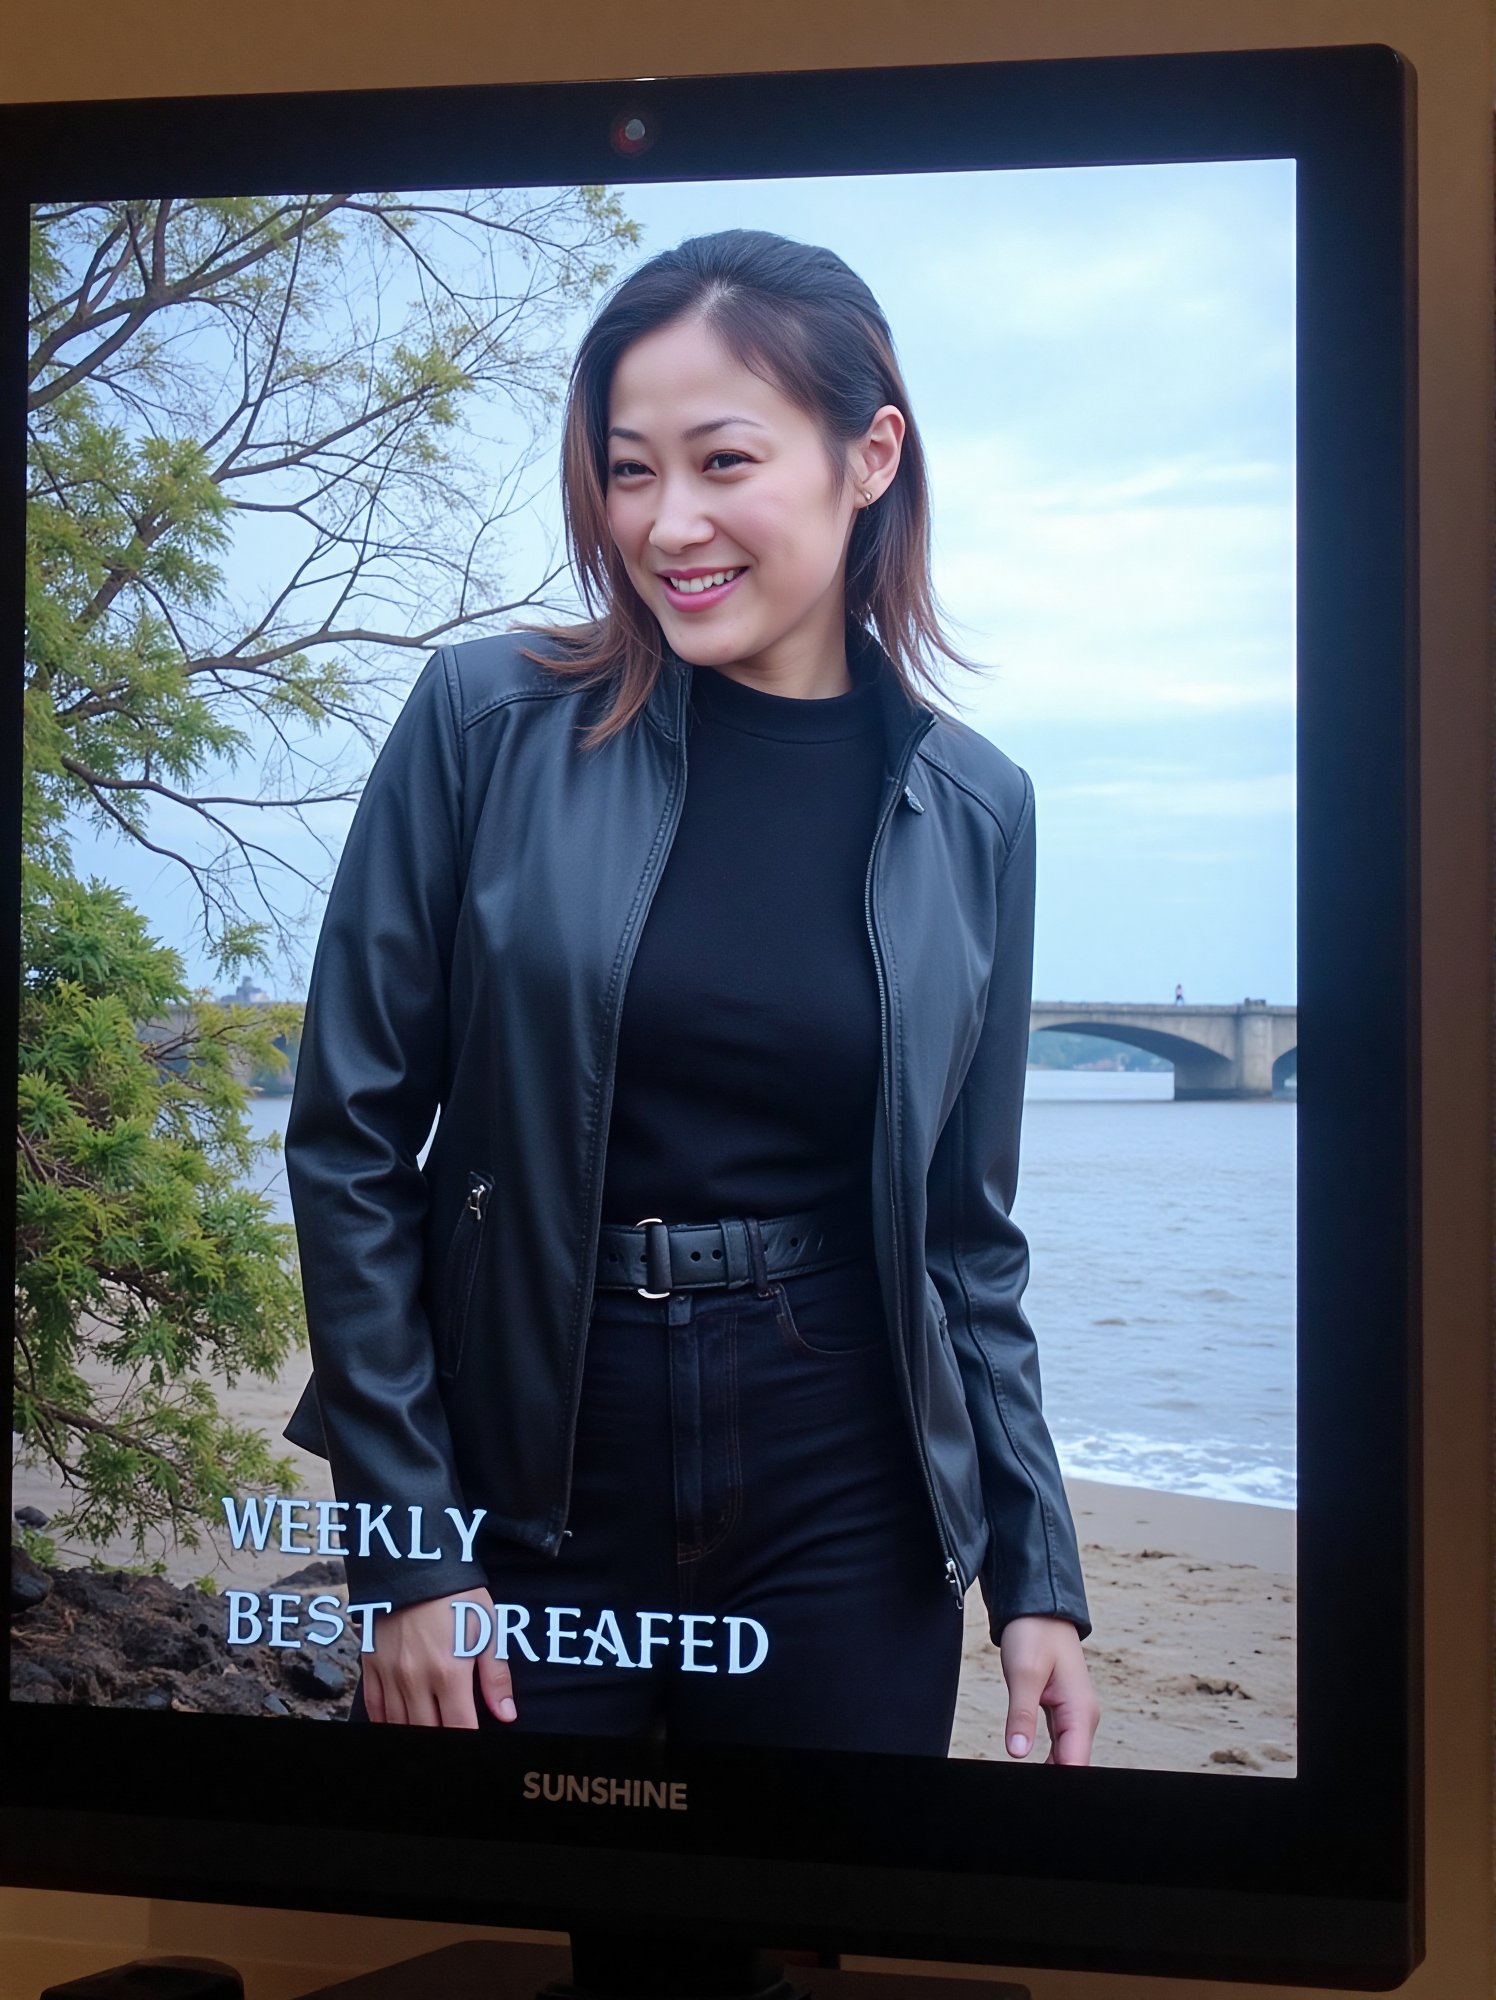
[667,568,744,593]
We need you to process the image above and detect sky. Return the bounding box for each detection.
[57,158,1297,1009]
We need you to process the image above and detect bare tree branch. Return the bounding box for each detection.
[26,185,638,974]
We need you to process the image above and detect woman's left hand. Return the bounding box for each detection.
[997,1613,1100,1766]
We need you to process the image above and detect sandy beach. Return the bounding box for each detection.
[951,1474,1296,1774]
[12,1353,1295,1773]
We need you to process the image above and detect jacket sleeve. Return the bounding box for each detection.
[282,646,489,1613]
[924,769,1093,1645]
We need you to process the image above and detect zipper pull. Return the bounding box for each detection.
[903,784,925,813]
[945,1557,963,1603]
[466,1173,491,1218]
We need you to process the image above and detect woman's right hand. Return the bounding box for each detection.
[361,1587,518,1729]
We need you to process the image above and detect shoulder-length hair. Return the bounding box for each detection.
[509,227,986,750]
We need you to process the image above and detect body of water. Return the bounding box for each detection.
[1020,1070,1295,1507]
[245,1068,1296,1512]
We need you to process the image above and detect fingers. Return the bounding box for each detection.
[436,1667,480,1731]
[362,1666,387,1724]
[1039,1646,1102,1768]
[364,1592,501,1728]
[1002,1658,1047,1760]
[1045,1683,1102,1767]
[999,1617,1102,1767]
[477,1652,518,1724]
[402,1680,443,1728]
[373,1662,480,1728]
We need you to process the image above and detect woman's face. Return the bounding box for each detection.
[603,315,902,687]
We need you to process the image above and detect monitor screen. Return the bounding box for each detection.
[3,45,1420,1992]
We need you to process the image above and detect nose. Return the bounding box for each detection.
[646,479,717,558]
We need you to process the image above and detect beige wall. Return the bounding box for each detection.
[4,4,1491,1997]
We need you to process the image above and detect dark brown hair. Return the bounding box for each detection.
[510,227,986,749]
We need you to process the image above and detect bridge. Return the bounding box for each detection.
[1029,999,1297,1100]
[143,995,1298,1102]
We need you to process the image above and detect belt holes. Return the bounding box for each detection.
[790,1236,799,1246]
[690,1250,701,1260]
[712,1249,722,1260]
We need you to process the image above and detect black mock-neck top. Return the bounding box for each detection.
[599,627,890,1227]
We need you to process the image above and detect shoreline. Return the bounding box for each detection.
[13,1357,1296,1773]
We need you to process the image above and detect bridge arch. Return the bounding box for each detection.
[1029,1002,1297,1100]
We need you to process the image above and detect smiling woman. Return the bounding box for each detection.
[601,317,904,697]
[284,227,1098,1760]
[512,228,989,740]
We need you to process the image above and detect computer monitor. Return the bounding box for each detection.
[3,43,1421,1993]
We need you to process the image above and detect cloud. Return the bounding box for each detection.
[908,161,1294,350]
[924,431,1295,726]
[1045,772,1296,818]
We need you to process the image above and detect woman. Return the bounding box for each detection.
[282,228,1098,1763]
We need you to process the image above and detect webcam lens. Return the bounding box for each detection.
[610,108,657,156]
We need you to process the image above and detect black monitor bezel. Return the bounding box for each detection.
[0,42,1421,1990]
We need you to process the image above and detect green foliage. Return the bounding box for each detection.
[15,847,306,1557]
[14,1525,58,1567]
[19,189,641,1563]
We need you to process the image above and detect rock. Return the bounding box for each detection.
[270,1558,346,1592]
[115,1686,174,1711]
[9,1657,61,1702]
[13,1505,49,1530]
[11,1543,54,1613]
[287,1652,346,1699]
[116,1608,220,1677]
[9,1560,354,1720]
[178,1671,282,1719]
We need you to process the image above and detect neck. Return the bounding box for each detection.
[667,600,861,701]
[695,646,852,701]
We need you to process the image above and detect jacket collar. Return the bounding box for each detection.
[855,618,939,778]
[648,616,935,774]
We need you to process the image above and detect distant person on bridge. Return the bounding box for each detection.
[1174,983,1185,1004]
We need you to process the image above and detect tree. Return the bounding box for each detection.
[17,189,641,1563]
[27,188,640,966]
[15,852,307,1561]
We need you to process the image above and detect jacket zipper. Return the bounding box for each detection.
[552,677,691,1547]
[864,718,966,1607]
[442,1168,493,1380]
[550,670,964,1607]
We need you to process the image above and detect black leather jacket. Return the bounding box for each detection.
[281,624,1092,1644]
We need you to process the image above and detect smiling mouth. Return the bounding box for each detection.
[659,567,749,603]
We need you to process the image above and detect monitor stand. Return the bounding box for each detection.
[293,1936,1033,1999]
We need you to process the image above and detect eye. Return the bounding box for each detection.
[604,450,752,480]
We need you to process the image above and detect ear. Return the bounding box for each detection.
[852,403,906,503]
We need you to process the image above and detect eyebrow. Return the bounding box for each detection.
[605,415,769,444]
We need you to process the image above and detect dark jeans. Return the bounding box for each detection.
[350,1250,964,1755]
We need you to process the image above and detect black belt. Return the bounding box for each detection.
[595,1194,873,1298]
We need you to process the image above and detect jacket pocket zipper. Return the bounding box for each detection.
[864,750,965,1608]
[440,1169,492,1382]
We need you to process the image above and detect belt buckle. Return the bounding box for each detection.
[633,1215,672,1299]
